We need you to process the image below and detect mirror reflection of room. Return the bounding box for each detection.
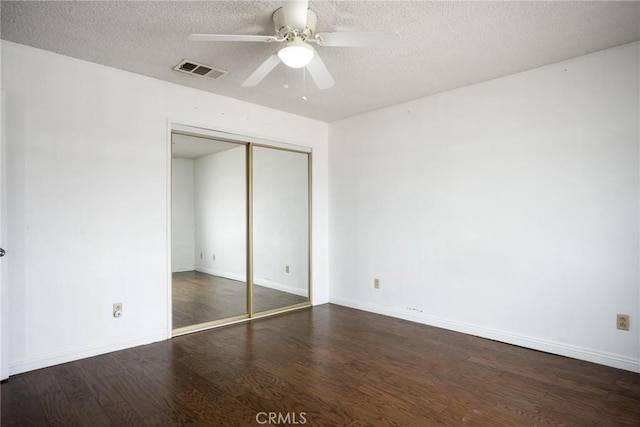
[171,134,248,328]
[171,135,311,331]
[253,146,310,313]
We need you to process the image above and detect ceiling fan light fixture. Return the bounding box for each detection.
[278,39,314,68]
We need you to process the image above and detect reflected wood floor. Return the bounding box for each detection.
[172,271,307,329]
[2,304,639,426]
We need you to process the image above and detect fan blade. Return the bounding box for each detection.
[315,32,400,47]
[305,53,334,90]
[282,0,308,29]
[242,54,281,87]
[188,34,278,43]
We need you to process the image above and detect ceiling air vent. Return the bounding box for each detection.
[174,59,228,80]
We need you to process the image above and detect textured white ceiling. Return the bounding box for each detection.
[2,1,639,122]
[172,133,241,159]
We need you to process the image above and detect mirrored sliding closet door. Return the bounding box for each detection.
[171,134,248,331]
[171,129,311,335]
[252,145,310,314]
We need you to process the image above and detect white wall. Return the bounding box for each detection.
[171,158,195,272]
[2,40,329,375]
[329,42,640,372]
[194,146,246,280]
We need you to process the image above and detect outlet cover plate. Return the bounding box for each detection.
[617,314,630,331]
[113,302,123,318]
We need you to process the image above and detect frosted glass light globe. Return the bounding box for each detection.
[278,40,314,68]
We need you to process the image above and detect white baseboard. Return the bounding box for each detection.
[172,266,195,273]
[254,278,308,297]
[194,267,246,283]
[330,296,640,373]
[192,267,307,297]
[9,330,168,376]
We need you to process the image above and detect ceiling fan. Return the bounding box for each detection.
[188,0,400,90]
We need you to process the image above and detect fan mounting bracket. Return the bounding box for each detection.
[272,7,318,41]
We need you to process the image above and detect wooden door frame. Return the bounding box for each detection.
[1,90,9,379]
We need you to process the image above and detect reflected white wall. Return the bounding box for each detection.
[171,158,195,272]
[194,146,246,280]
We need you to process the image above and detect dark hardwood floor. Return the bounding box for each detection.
[2,304,639,426]
[172,271,308,329]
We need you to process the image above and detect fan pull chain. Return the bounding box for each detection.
[302,67,308,101]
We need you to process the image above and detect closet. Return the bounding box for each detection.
[170,127,310,334]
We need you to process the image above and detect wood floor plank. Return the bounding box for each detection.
[2,304,639,426]
[175,388,223,426]
[0,374,49,426]
[38,387,82,427]
[100,399,147,426]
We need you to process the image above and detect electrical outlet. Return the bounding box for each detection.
[374,278,380,289]
[200,252,203,259]
[113,303,123,318]
[212,254,216,261]
[285,265,290,273]
[617,314,629,331]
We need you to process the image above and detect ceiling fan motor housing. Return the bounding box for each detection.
[272,7,318,40]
